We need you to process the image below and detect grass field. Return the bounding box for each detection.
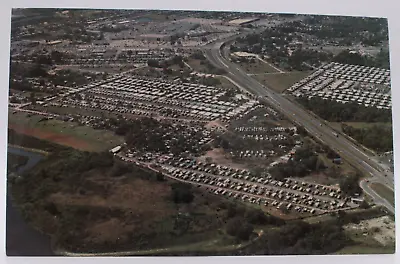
[8,112,124,152]
[216,76,240,91]
[186,58,211,74]
[335,244,395,254]
[319,152,355,176]
[238,60,280,74]
[298,137,358,186]
[253,71,311,93]
[370,183,395,206]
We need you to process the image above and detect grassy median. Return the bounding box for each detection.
[370,183,395,206]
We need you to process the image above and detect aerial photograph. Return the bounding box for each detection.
[6,8,395,256]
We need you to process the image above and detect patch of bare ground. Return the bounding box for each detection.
[198,148,248,170]
[88,218,135,245]
[205,120,227,131]
[344,216,395,246]
[261,205,309,220]
[292,172,341,186]
[50,176,174,217]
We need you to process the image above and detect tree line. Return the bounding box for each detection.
[341,123,393,152]
[268,145,326,180]
[297,96,392,123]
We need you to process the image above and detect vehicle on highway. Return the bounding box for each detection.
[332,132,338,137]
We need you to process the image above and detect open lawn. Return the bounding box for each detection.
[186,58,210,74]
[8,111,124,152]
[238,60,280,74]
[253,71,311,93]
[318,152,356,176]
[370,183,395,206]
[215,76,239,91]
[296,137,358,186]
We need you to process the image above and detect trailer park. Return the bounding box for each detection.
[9,69,371,220]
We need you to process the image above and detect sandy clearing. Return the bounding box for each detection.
[344,215,395,246]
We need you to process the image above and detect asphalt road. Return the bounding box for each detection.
[202,41,395,213]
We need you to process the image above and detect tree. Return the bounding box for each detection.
[244,208,268,225]
[30,92,36,105]
[315,158,325,171]
[36,55,53,65]
[163,67,172,75]
[339,174,362,196]
[171,183,194,203]
[226,217,241,236]
[359,200,370,209]
[190,51,206,60]
[237,223,254,240]
[9,96,18,103]
[156,172,165,181]
[29,64,48,78]
[147,59,160,68]
[50,51,63,63]
[226,203,238,218]
[296,126,308,136]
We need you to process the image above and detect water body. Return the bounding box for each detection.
[6,147,55,256]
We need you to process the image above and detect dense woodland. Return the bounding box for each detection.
[296,96,392,123]
[113,117,209,155]
[9,62,100,103]
[341,124,393,153]
[213,130,296,155]
[7,145,282,253]
[233,17,389,71]
[268,145,326,180]
[7,152,29,174]
[240,220,349,255]
[333,49,390,69]
[338,173,362,197]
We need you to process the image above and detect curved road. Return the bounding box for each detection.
[202,41,395,213]
[360,179,395,213]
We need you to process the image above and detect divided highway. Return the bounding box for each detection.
[202,41,395,213]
